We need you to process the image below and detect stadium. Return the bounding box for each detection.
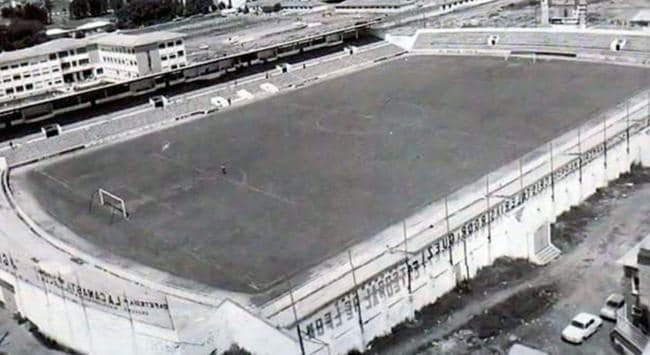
[1,27,650,355]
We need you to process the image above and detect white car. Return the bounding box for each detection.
[561,313,602,344]
[600,293,625,321]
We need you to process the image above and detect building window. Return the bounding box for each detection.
[159,43,165,49]
[20,62,28,67]
[15,86,24,93]
[49,54,57,60]
[96,68,104,75]
[178,50,184,57]
[176,40,182,45]
[12,75,20,80]
[0,66,7,70]
[5,88,13,94]
[25,83,33,90]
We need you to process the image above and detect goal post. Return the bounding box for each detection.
[97,188,129,220]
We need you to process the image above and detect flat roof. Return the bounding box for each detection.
[0,38,89,64]
[0,30,182,63]
[95,31,183,48]
[13,56,650,295]
[631,9,650,23]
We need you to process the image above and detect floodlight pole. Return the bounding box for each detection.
[603,118,608,170]
[124,291,139,355]
[402,220,411,295]
[444,197,453,266]
[347,250,365,337]
[75,273,95,354]
[626,99,631,154]
[578,129,583,184]
[485,176,491,243]
[286,277,306,355]
[549,142,555,201]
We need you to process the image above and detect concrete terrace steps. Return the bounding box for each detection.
[533,244,562,265]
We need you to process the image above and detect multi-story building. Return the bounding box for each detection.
[95,32,187,82]
[0,31,186,102]
[612,237,650,354]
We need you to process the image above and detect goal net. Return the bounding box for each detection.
[97,188,129,220]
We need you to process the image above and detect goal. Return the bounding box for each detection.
[97,188,129,220]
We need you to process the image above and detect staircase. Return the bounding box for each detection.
[533,244,561,265]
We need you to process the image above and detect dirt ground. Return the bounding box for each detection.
[368,165,650,355]
[0,307,66,355]
[367,258,541,353]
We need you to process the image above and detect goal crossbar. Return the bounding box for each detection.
[98,188,128,219]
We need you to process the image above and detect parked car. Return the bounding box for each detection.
[600,293,625,321]
[561,313,602,344]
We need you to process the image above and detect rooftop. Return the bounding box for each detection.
[0,31,183,63]
[0,37,90,64]
[631,9,650,23]
[94,31,184,48]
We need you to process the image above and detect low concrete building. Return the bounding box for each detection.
[95,32,187,82]
[0,31,186,102]
[630,9,650,28]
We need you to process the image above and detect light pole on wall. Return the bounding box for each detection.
[285,277,306,355]
[444,197,452,266]
[347,250,365,338]
[386,220,416,295]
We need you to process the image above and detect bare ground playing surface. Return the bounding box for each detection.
[14,55,650,294]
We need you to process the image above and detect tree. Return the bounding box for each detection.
[69,0,89,19]
[109,0,124,11]
[87,0,107,16]
[185,0,213,15]
[43,0,53,23]
[22,3,48,24]
[115,0,183,28]
[0,19,46,50]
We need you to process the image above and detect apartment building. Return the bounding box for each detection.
[0,31,186,102]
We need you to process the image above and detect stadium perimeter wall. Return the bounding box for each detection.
[0,161,304,354]
[263,87,650,355]
[2,30,650,354]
